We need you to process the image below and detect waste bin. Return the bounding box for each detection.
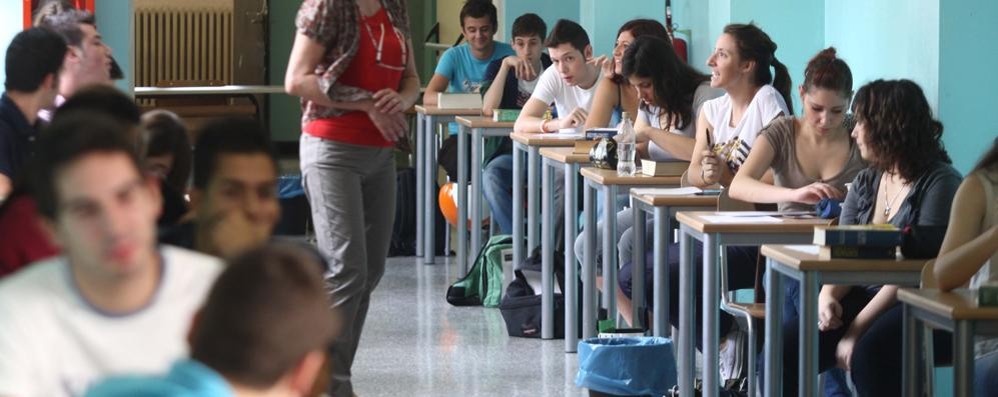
[575,337,676,397]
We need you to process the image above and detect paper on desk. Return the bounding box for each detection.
[631,187,703,196]
[783,245,821,255]
[700,215,783,223]
[715,210,813,217]
[554,128,585,138]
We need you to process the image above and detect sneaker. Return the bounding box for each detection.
[718,328,746,382]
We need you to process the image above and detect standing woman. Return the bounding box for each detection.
[584,19,670,130]
[284,0,420,396]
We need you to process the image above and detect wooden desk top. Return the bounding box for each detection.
[414,105,482,116]
[676,211,833,233]
[539,147,590,164]
[633,192,719,208]
[454,116,514,129]
[898,288,998,321]
[761,244,926,272]
[510,131,582,146]
[580,167,682,186]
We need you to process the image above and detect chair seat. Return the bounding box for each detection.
[726,302,766,319]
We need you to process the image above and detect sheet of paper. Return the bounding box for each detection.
[783,245,820,255]
[631,187,703,196]
[700,215,783,223]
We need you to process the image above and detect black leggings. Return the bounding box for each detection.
[618,241,758,350]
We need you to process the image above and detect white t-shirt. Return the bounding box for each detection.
[529,66,602,120]
[0,245,223,397]
[700,84,789,174]
[640,82,724,161]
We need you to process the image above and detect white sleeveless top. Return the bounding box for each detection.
[970,167,998,289]
[700,84,789,175]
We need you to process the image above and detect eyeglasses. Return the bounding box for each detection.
[364,22,407,71]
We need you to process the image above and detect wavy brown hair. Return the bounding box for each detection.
[621,35,709,131]
[851,79,951,181]
[610,19,670,84]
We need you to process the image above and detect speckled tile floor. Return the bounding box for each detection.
[351,256,588,397]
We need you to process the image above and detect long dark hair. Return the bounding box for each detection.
[851,79,951,182]
[611,19,670,84]
[723,23,794,114]
[621,35,709,131]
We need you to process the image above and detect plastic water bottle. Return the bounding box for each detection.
[616,112,636,176]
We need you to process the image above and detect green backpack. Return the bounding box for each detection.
[446,234,513,308]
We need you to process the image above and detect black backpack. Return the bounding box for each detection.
[389,168,447,257]
[498,248,581,339]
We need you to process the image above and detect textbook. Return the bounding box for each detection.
[640,159,689,177]
[818,245,898,260]
[492,109,521,122]
[437,93,483,109]
[813,224,902,247]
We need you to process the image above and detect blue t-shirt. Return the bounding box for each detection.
[84,359,233,397]
[435,42,515,134]
[435,42,515,94]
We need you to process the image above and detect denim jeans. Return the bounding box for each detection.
[482,154,514,234]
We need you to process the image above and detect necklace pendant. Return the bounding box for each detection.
[884,206,890,217]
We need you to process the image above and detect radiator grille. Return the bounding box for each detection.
[134,7,232,87]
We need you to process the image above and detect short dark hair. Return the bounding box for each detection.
[190,242,336,388]
[851,79,951,182]
[54,85,141,126]
[511,13,546,40]
[4,28,67,92]
[544,19,590,53]
[36,7,95,48]
[31,111,141,220]
[459,0,497,30]
[141,110,191,192]
[192,117,277,190]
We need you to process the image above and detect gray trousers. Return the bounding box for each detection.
[300,135,396,397]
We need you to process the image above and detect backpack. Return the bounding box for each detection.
[498,248,581,339]
[388,168,447,257]
[446,234,513,308]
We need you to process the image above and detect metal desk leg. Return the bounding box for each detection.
[565,162,579,352]
[765,259,785,397]
[541,158,555,339]
[678,228,698,395]
[702,233,720,397]
[653,206,668,337]
[954,321,974,397]
[470,127,484,265]
[423,115,436,264]
[527,147,540,253]
[902,303,924,397]
[582,182,597,339]
[415,112,424,257]
[456,124,468,273]
[602,185,619,325]
[800,272,819,397]
[512,143,525,271]
[632,204,646,328]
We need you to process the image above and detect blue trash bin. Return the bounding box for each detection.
[576,336,677,397]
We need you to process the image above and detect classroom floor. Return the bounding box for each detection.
[351,255,588,397]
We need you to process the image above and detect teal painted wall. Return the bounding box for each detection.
[579,0,664,59]
[825,0,939,111]
[730,0,824,115]
[268,0,302,142]
[95,0,134,94]
[502,0,578,43]
[0,3,23,87]
[938,0,998,174]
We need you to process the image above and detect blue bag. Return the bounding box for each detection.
[575,337,676,396]
[815,198,842,219]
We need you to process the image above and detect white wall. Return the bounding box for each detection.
[0,2,24,86]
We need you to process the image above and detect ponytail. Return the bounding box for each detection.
[770,57,794,115]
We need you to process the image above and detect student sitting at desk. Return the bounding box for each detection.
[583,19,671,131]
[772,79,962,395]
[479,13,551,235]
[572,34,722,326]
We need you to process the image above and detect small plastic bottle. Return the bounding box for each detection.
[616,112,636,176]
